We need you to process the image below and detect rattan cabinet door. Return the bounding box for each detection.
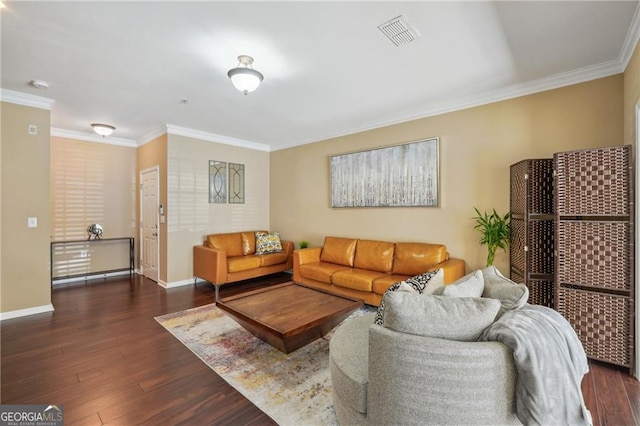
[554,145,634,371]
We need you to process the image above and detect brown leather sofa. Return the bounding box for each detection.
[193,231,293,298]
[293,236,465,306]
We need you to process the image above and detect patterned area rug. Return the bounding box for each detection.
[155,303,375,425]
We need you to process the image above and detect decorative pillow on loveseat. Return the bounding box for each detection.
[481,266,529,317]
[255,231,284,255]
[382,291,501,341]
[374,269,443,326]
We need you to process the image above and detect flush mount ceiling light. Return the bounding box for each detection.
[91,123,115,137]
[227,55,264,95]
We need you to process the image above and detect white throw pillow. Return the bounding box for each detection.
[421,268,446,295]
[442,269,484,298]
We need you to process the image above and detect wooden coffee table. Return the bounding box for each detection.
[216,281,364,353]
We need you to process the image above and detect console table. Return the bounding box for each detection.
[51,237,134,284]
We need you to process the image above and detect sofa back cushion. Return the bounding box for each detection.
[241,230,267,255]
[320,237,358,267]
[392,242,447,275]
[382,291,501,341]
[354,240,395,273]
[205,233,243,257]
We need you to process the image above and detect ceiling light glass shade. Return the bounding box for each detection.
[227,55,264,95]
[91,123,115,136]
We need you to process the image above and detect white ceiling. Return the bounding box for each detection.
[2,1,639,151]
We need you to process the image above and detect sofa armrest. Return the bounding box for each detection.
[281,240,294,269]
[293,247,322,282]
[429,257,465,284]
[193,245,227,284]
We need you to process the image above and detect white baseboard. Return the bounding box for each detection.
[52,270,135,286]
[158,277,204,288]
[0,304,54,321]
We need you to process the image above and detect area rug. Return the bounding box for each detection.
[155,303,375,425]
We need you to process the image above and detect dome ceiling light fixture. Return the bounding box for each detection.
[227,55,264,95]
[91,123,115,137]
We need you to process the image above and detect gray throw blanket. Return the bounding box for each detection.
[479,304,591,426]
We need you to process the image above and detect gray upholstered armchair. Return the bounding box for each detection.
[330,266,590,426]
[330,302,520,425]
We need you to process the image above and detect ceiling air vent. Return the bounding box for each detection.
[378,15,420,47]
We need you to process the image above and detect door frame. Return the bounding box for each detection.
[140,165,160,282]
[633,105,640,379]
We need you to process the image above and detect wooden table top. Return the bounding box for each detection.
[217,281,364,353]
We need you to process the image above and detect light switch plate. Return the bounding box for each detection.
[27,217,38,228]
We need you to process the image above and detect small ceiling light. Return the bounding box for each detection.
[30,79,49,89]
[91,123,115,137]
[227,55,264,95]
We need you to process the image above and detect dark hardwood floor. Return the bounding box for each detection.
[1,273,639,425]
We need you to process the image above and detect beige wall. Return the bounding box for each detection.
[270,75,624,274]
[137,135,168,283]
[166,134,270,283]
[1,102,52,313]
[50,137,136,278]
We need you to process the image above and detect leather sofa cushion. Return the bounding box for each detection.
[227,255,261,273]
[240,230,268,255]
[354,240,395,273]
[372,274,411,295]
[332,269,388,292]
[300,262,351,284]
[392,242,447,275]
[320,237,357,267]
[258,251,288,267]
[206,233,243,257]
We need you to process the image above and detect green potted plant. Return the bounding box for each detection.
[299,240,309,249]
[472,207,511,266]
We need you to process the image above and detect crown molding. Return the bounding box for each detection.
[621,3,640,70]
[272,58,625,151]
[165,124,270,152]
[138,125,168,147]
[0,89,55,110]
[51,128,137,148]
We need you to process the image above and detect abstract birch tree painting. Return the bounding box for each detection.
[330,138,439,207]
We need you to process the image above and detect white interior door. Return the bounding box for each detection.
[141,167,159,282]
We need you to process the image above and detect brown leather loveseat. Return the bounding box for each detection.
[293,236,465,306]
[194,230,293,298]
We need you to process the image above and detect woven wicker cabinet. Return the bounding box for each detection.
[554,145,634,370]
[510,159,555,308]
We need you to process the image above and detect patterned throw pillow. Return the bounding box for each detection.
[374,269,441,326]
[255,231,284,255]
